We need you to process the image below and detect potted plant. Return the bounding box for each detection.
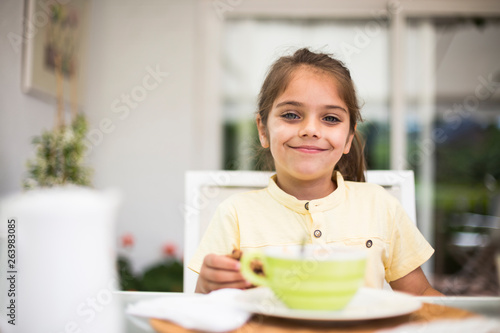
[0,5,121,330]
[0,112,125,333]
[23,112,92,189]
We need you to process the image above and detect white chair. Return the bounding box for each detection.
[365,170,416,224]
[183,170,416,293]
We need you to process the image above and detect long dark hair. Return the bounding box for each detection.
[256,48,366,182]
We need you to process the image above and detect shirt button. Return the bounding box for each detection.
[314,230,322,238]
[366,240,373,248]
[305,202,309,210]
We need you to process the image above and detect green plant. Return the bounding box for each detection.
[117,234,183,292]
[140,257,183,292]
[23,114,92,189]
[24,2,90,190]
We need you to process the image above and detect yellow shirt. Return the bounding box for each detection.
[188,172,434,288]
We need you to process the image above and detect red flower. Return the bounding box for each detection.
[121,233,134,248]
[162,243,177,257]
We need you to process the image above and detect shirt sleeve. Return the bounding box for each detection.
[187,199,240,274]
[385,203,434,282]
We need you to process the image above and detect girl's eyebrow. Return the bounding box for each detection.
[275,100,347,113]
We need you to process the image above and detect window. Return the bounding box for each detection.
[406,18,500,294]
[222,18,390,170]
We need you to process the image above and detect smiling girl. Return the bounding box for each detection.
[188,48,442,296]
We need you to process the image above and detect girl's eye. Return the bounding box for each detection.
[323,115,340,123]
[281,112,300,120]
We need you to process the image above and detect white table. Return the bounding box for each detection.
[116,291,184,333]
[116,291,500,333]
[418,296,500,318]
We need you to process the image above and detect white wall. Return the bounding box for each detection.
[84,0,201,271]
[0,0,210,273]
[0,1,55,195]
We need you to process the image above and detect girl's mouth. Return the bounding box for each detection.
[290,145,328,153]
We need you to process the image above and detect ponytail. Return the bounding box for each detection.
[335,132,366,182]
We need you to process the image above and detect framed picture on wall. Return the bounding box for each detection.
[21,0,90,112]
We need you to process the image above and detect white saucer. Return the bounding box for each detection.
[234,287,422,321]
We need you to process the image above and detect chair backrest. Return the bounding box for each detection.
[365,170,416,224]
[183,170,416,292]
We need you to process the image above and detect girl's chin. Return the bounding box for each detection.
[288,170,334,181]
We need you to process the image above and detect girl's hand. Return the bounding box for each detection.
[195,253,251,294]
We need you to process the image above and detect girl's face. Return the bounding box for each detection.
[257,66,355,185]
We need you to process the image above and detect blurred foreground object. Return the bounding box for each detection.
[0,188,123,332]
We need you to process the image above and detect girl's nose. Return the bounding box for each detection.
[298,118,321,138]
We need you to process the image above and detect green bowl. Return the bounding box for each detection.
[240,245,367,310]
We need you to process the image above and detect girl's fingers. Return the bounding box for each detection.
[197,253,251,293]
[204,279,250,292]
[203,253,241,271]
[197,271,248,293]
[202,267,245,284]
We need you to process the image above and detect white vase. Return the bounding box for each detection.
[0,186,122,333]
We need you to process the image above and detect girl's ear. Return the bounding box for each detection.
[343,124,356,154]
[256,114,270,148]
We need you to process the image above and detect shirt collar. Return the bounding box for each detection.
[267,171,346,213]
